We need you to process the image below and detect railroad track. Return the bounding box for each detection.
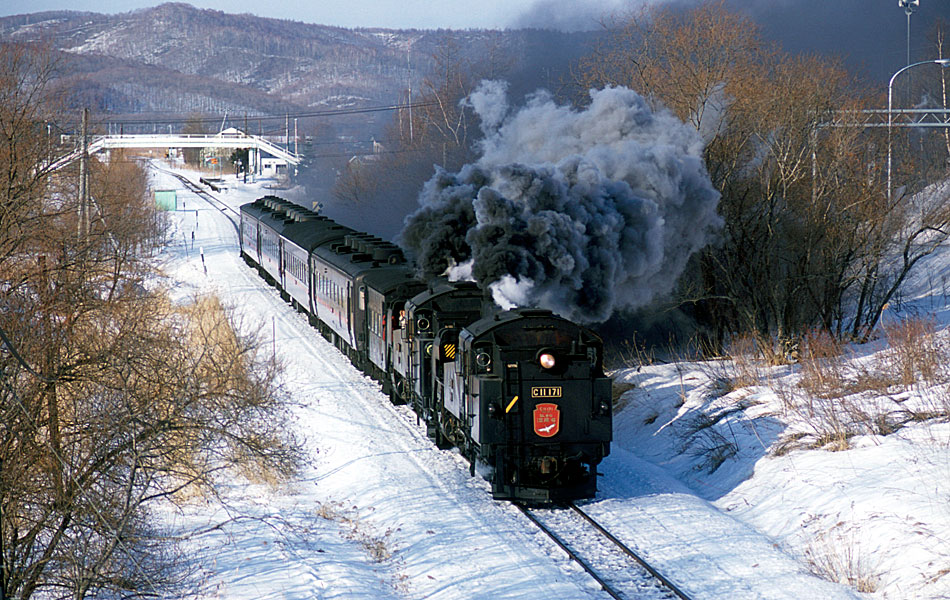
[517,502,692,600]
[148,161,241,233]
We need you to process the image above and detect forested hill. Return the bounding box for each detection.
[0,3,594,120]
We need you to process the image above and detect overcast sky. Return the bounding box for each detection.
[0,0,629,30]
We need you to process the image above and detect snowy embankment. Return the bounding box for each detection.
[614,348,950,598]
[152,164,875,599]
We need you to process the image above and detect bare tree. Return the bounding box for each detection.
[0,43,299,600]
[332,34,510,239]
[574,1,950,347]
[0,42,64,271]
[181,112,208,167]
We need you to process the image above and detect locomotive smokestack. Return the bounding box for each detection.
[398,81,722,324]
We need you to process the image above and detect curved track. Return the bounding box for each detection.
[149,162,241,233]
[517,502,692,600]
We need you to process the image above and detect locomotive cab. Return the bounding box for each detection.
[403,281,484,439]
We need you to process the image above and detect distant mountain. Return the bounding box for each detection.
[0,3,593,129]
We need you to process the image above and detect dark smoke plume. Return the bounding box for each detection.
[398,81,721,324]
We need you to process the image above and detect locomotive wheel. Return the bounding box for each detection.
[433,426,451,450]
[428,417,451,449]
[388,386,405,406]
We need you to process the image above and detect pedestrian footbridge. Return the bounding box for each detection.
[49,131,301,173]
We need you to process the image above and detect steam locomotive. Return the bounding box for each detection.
[239,195,612,503]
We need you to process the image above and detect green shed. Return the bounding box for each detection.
[154,189,177,211]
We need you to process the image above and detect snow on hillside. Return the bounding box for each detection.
[150,162,949,599]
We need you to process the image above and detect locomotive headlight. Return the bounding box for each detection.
[539,352,556,370]
[475,351,492,370]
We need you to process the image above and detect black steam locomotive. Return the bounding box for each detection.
[239,195,612,503]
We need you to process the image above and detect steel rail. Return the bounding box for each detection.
[515,503,624,600]
[148,162,241,235]
[569,504,692,600]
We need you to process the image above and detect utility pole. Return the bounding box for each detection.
[78,107,89,239]
[408,40,413,144]
[1,447,5,600]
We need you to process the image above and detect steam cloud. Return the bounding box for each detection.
[398,81,722,324]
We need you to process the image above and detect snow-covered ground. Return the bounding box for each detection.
[152,163,949,599]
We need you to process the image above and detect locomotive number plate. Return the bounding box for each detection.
[531,386,562,398]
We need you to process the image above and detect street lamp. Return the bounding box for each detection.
[887,58,950,200]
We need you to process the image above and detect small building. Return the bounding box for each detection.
[154,189,177,211]
[261,156,289,178]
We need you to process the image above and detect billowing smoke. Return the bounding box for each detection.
[510,0,631,32]
[398,81,721,324]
